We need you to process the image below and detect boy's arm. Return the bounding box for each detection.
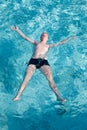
[11,26,37,44]
[49,36,76,48]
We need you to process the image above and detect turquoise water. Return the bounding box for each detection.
[0,0,87,130]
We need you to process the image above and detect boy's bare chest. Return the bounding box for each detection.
[36,44,49,51]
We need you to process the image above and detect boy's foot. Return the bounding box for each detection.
[60,98,67,103]
[13,97,20,101]
[57,97,67,103]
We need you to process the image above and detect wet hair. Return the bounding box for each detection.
[41,32,48,37]
[43,32,48,34]
[40,32,49,41]
[41,32,48,36]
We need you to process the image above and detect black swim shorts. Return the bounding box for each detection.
[28,58,50,69]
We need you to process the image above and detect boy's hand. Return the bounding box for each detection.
[70,36,77,40]
[11,26,19,31]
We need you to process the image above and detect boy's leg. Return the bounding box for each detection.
[13,65,36,101]
[40,65,66,102]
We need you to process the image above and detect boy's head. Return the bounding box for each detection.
[40,32,48,42]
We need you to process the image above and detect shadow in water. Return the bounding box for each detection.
[0,38,22,94]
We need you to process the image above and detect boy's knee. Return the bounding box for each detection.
[48,78,54,85]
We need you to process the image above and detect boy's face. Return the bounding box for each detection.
[40,32,48,41]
